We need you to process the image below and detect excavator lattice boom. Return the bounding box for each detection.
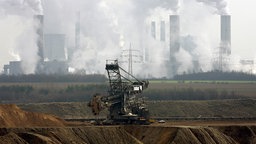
[88,60,150,124]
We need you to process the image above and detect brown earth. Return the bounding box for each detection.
[0,104,65,127]
[2,126,256,144]
[1,104,256,144]
[124,126,238,144]
[0,127,141,144]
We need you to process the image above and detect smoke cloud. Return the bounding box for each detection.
[42,0,180,75]
[0,0,43,15]
[0,0,43,74]
[196,0,229,15]
[0,0,221,76]
[2,0,253,77]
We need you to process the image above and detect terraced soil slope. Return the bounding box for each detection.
[1,104,256,144]
[1,126,256,144]
[124,126,238,144]
[0,127,141,144]
[0,104,65,127]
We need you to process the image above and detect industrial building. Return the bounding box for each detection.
[3,61,23,75]
[42,60,68,75]
[44,34,66,61]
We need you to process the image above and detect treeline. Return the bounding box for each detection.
[0,84,245,103]
[2,71,255,82]
[144,88,243,101]
[0,84,108,103]
[0,74,107,83]
[173,71,256,81]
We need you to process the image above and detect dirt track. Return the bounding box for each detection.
[1,104,256,144]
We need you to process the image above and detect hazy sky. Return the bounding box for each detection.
[0,0,256,75]
[230,0,256,60]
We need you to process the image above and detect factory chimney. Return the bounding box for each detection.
[34,15,44,74]
[169,15,180,76]
[151,21,156,39]
[220,15,231,55]
[160,21,165,41]
[34,15,44,62]
[75,12,80,50]
[216,15,231,71]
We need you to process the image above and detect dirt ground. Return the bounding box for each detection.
[0,104,65,127]
[1,104,256,144]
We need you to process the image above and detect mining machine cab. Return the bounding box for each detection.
[88,60,150,124]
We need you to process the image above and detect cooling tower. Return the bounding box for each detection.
[75,12,80,50]
[220,15,231,55]
[170,15,180,54]
[151,21,156,39]
[34,15,44,62]
[169,15,180,76]
[44,34,66,61]
[214,15,231,71]
[160,21,165,41]
[34,15,44,74]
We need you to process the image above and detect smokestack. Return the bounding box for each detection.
[34,15,44,74]
[160,21,165,41]
[169,15,180,76]
[220,15,231,55]
[151,21,156,39]
[34,15,44,62]
[170,15,180,53]
[75,12,80,50]
[215,15,231,71]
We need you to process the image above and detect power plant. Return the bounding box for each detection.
[146,13,253,77]
[1,12,254,77]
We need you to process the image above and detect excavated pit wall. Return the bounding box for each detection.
[0,127,141,144]
[1,104,256,143]
[1,126,256,144]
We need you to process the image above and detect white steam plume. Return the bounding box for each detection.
[42,0,180,76]
[0,0,43,74]
[196,0,229,15]
[24,0,44,15]
[0,0,223,77]
[0,0,43,15]
[42,0,254,77]
[175,48,193,74]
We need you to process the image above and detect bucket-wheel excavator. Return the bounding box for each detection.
[88,60,150,124]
